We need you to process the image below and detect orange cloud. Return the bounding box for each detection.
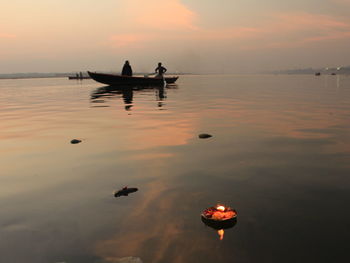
[109,34,150,48]
[108,0,197,49]
[219,12,350,50]
[0,33,16,39]
[110,10,350,50]
[122,0,197,31]
[272,12,349,31]
[107,7,350,54]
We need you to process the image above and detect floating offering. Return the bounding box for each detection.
[202,205,237,222]
[201,204,237,240]
[114,186,138,197]
[198,133,212,139]
[70,139,82,144]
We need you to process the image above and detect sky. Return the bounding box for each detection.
[1,0,350,73]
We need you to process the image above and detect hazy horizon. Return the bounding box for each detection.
[1,0,350,74]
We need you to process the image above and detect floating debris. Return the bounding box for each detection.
[198,133,212,139]
[70,139,82,144]
[114,186,138,197]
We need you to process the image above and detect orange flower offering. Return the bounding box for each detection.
[202,205,237,221]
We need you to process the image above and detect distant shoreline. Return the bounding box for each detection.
[0,72,191,80]
[1,71,349,80]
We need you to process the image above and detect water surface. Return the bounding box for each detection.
[0,75,350,263]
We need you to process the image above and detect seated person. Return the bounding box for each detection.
[121,60,133,76]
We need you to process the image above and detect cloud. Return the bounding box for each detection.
[253,12,350,49]
[108,10,350,52]
[0,33,16,39]
[108,0,198,49]
[121,0,197,31]
[331,0,350,5]
[272,12,349,31]
[109,34,150,48]
[198,12,350,50]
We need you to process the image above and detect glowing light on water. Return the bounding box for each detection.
[218,229,224,240]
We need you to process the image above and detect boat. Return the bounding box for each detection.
[68,76,91,80]
[315,72,321,76]
[88,71,178,86]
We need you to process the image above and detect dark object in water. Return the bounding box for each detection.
[88,71,178,86]
[331,73,336,75]
[70,139,82,144]
[114,186,138,197]
[198,133,212,139]
[315,72,321,76]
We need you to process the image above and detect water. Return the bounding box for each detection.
[0,75,349,263]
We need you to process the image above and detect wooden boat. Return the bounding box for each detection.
[68,76,91,80]
[88,71,178,86]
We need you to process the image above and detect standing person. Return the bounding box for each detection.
[155,62,167,78]
[122,60,133,76]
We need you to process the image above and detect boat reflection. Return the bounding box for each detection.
[90,84,177,111]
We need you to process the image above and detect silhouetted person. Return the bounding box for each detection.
[155,62,167,78]
[79,72,83,79]
[122,61,133,76]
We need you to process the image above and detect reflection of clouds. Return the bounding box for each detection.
[125,116,196,151]
[94,176,236,263]
[94,180,183,263]
[126,153,174,161]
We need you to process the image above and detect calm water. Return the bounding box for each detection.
[0,75,350,263]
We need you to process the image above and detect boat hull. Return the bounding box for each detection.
[88,71,178,86]
[68,76,91,80]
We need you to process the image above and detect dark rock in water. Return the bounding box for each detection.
[114,187,138,197]
[198,133,212,139]
[70,139,82,144]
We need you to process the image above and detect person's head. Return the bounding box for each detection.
[125,60,129,65]
[158,62,162,66]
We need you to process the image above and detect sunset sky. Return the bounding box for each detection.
[1,0,350,73]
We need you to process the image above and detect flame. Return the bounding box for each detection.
[218,229,224,240]
[217,205,225,212]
